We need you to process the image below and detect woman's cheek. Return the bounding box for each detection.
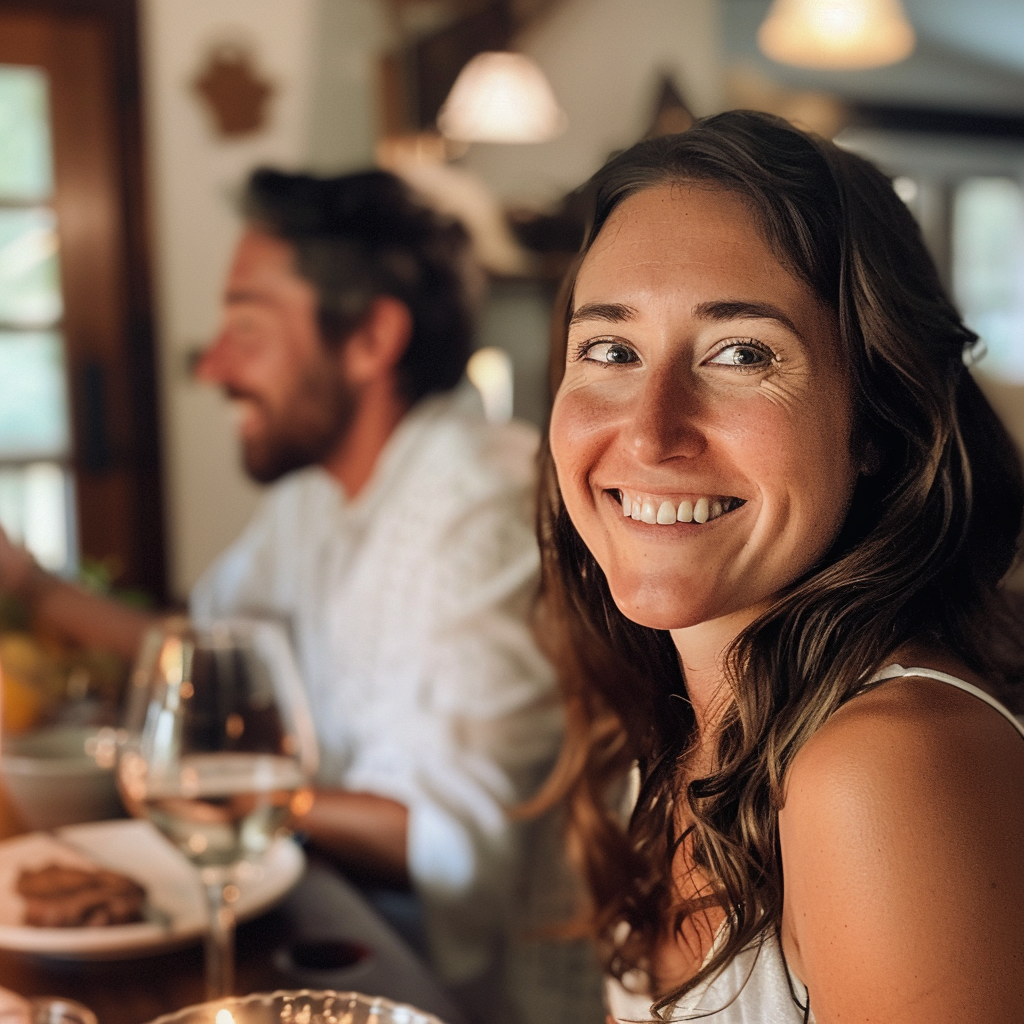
[551,377,628,455]
[549,392,610,537]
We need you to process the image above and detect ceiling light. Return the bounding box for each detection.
[758,0,915,70]
[437,52,567,144]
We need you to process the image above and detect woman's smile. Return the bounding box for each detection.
[608,489,747,526]
[550,182,862,632]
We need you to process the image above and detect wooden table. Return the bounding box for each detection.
[0,862,465,1024]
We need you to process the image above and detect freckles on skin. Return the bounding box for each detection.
[551,384,624,537]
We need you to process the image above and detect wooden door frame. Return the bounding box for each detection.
[0,0,166,602]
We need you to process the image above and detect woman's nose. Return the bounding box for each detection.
[626,368,707,464]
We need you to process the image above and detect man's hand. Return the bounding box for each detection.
[298,789,410,887]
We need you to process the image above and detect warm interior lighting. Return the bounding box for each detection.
[758,0,915,70]
[467,347,514,424]
[437,52,567,144]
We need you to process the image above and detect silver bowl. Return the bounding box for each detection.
[146,991,448,1024]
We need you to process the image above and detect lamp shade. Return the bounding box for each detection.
[437,51,567,144]
[758,0,915,70]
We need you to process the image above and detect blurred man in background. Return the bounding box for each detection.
[0,169,603,1024]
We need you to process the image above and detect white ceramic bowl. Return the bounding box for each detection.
[0,726,123,830]
[146,991,447,1024]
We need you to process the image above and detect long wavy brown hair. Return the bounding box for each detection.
[533,111,1024,1016]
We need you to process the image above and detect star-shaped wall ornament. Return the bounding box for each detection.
[192,43,274,138]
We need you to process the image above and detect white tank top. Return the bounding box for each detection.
[607,664,1024,1023]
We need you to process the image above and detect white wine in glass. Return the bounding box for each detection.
[118,618,318,998]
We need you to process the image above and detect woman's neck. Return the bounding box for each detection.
[670,605,765,736]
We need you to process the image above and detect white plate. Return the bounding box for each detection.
[0,819,304,959]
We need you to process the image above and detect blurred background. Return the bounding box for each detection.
[0,0,1022,621]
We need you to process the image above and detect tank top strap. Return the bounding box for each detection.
[866,663,1024,742]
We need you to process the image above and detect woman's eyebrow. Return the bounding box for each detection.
[692,299,801,336]
[568,302,638,328]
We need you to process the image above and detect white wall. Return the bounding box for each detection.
[141,0,320,598]
[465,0,724,205]
[306,0,393,174]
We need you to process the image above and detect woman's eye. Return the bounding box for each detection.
[706,342,774,368]
[580,340,638,365]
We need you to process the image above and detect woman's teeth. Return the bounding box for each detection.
[619,491,741,525]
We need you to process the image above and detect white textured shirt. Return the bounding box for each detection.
[191,387,603,1023]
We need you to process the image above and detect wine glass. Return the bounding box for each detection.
[118,618,319,999]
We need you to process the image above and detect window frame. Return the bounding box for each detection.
[0,0,166,599]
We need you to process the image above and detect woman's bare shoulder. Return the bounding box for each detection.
[785,661,1024,799]
[778,664,1024,1022]
[781,662,1024,850]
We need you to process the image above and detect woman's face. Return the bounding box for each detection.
[550,183,861,632]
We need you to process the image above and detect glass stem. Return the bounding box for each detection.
[203,880,236,999]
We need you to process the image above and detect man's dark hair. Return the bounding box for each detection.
[242,168,474,404]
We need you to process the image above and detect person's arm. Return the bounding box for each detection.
[299,789,409,886]
[0,527,155,660]
[779,674,1024,1023]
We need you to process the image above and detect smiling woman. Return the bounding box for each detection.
[552,182,858,635]
[536,111,1024,1023]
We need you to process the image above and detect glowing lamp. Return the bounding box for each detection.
[758,0,915,70]
[467,347,514,424]
[437,52,567,144]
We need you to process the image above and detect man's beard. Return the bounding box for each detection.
[232,363,359,484]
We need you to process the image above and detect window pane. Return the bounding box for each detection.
[952,177,1024,382]
[0,462,75,572]
[0,65,54,202]
[0,330,70,458]
[0,207,62,326]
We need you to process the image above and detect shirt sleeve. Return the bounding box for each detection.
[365,472,563,985]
